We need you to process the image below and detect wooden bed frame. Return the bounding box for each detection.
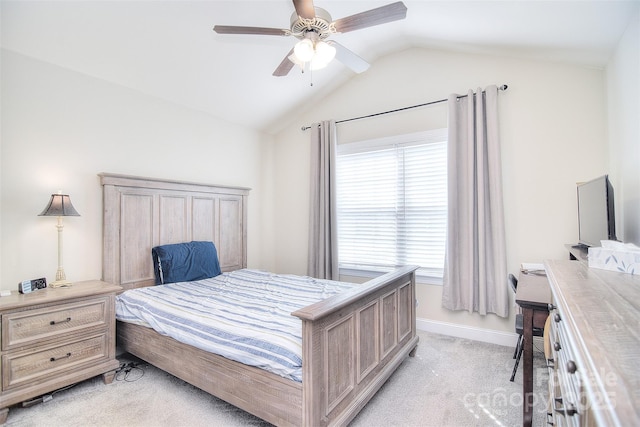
[101,173,418,427]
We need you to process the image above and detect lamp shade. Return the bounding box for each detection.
[38,194,80,217]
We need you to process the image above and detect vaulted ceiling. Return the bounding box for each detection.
[2,1,638,134]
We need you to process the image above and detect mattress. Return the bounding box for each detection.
[115,269,356,382]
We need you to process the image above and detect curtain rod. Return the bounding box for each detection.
[301,84,508,131]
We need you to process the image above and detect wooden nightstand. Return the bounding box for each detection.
[0,280,121,423]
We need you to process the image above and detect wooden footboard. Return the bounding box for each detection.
[117,266,417,427]
[294,265,418,426]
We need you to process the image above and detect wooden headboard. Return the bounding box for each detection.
[100,173,250,291]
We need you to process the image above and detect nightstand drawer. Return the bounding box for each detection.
[2,334,109,390]
[2,298,109,350]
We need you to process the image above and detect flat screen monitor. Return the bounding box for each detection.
[577,175,616,247]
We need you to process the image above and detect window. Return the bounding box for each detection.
[336,129,447,283]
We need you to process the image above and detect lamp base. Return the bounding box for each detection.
[50,279,73,288]
[52,266,72,288]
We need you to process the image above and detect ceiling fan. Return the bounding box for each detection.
[213,1,408,77]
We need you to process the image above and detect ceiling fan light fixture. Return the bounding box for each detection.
[292,38,337,70]
[314,41,336,63]
[294,38,315,62]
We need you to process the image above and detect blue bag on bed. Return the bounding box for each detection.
[152,241,221,285]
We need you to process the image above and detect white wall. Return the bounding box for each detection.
[606,9,640,246]
[0,50,275,290]
[272,47,608,334]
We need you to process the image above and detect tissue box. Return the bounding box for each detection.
[588,245,640,275]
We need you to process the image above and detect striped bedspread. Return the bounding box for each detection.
[115,269,356,382]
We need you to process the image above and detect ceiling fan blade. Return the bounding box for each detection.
[273,48,296,77]
[213,25,289,36]
[332,1,407,34]
[330,41,370,74]
[292,0,316,20]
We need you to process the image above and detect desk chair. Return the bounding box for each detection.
[510,273,544,382]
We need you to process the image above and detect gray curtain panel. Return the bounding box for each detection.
[308,120,339,280]
[442,86,509,317]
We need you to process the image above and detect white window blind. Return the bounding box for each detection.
[336,129,447,282]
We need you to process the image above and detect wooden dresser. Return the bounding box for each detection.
[0,280,121,423]
[544,259,640,426]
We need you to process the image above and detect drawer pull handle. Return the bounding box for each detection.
[554,341,561,351]
[553,400,578,417]
[566,405,578,417]
[50,352,72,362]
[554,313,561,323]
[567,360,577,374]
[50,317,71,325]
[554,407,578,416]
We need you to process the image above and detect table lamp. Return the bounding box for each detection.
[39,192,80,287]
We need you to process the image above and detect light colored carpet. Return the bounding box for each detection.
[5,331,548,427]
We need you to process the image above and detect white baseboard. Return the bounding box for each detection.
[416,317,518,348]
